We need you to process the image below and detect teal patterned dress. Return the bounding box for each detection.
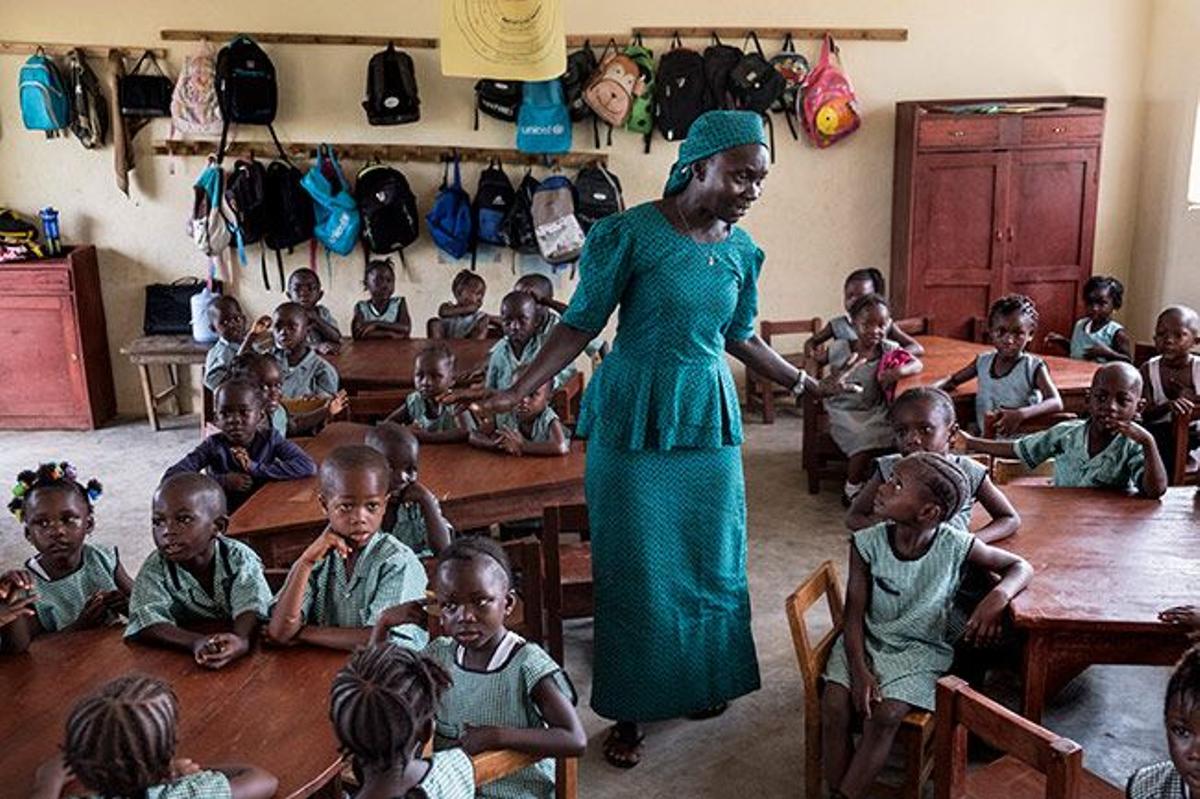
[559,202,762,721]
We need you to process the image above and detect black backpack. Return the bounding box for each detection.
[362,43,419,125]
[574,163,624,233]
[225,158,274,287]
[66,48,107,149]
[503,171,541,255]
[474,79,522,128]
[730,33,786,114]
[560,42,597,123]
[473,161,516,246]
[703,35,743,111]
[655,37,708,142]
[263,159,314,288]
[215,36,280,160]
[355,162,419,260]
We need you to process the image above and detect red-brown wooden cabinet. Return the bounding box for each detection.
[0,246,116,429]
[890,97,1104,344]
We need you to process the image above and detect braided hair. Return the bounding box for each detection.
[987,294,1039,330]
[437,535,514,592]
[329,644,453,775]
[902,452,970,524]
[8,461,102,524]
[1166,645,1200,717]
[845,267,886,298]
[1083,275,1124,309]
[63,674,179,798]
[889,387,957,426]
[847,292,890,321]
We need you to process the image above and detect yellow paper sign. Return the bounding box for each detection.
[440,0,567,80]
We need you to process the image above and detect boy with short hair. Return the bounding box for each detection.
[486,291,575,392]
[203,295,248,392]
[268,302,340,399]
[287,267,342,354]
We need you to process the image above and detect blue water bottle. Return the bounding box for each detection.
[39,207,61,255]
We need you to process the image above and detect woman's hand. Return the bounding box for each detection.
[464,389,522,418]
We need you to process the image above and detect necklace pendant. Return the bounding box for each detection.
[708,255,715,266]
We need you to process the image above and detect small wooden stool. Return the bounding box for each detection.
[120,335,209,432]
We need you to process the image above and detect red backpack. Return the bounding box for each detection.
[800,35,861,148]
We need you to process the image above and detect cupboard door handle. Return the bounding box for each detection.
[994,229,1003,241]
[1052,126,1066,133]
[1006,227,1014,242]
[949,130,965,138]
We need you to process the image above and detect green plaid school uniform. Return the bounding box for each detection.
[823,522,976,711]
[355,297,405,324]
[495,407,560,442]
[485,331,576,393]
[25,542,122,632]
[385,499,444,559]
[86,770,232,799]
[538,307,606,360]
[295,532,428,649]
[124,537,272,638]
[306,304,342,346]
[270,404,288,438]
[274,347,339,398]
[875,454,987,531]
[427,632,574,799]
[416,748,476,798]
[405,390,470,433]
[203,337,240,392]
[1014,419,1146,491]
[441,309,488,339]
[1126,761,1187,799]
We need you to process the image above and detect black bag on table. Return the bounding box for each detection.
[143,277,224,335]
[118,51,173,118]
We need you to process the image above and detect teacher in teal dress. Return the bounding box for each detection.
[472,111,815,767]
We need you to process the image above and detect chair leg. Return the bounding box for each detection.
[898,723,928,799]
[807,466,820,495]
[805,713,823,799]
[762,381,776,424]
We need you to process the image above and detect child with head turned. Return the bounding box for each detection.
[1045,275,1132,363]
[366,423,453,557]
[470,369,569,457]
[486,290,575,393]
[822,453,1032,799]
[386,344,476,443]
[124,473,272,670]
[963,362,1168,498]
[163,376,317,512]
[329,644,476,798]
[433,269,490,339]
[1140,305,1200,477]
[1125,646,1200,799]
[203,295,249,392]
[287,266,342,354]
[804,267,926,360]
[372,537,587,799]
[267,445,429,652]
[230,352,347,439]
[514,273,608,361]
[29,674,277,799]
[249,301,339,399]
[1,461,132,654]
[353,259,412,340]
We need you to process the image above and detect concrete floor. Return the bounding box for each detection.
[0,413,1172,796]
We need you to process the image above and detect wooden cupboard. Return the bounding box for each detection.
[890,97,1105,344]
[0,246,116,429]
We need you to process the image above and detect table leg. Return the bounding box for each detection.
[167,364,182,416]
[1021,630,1050,723]
[136,363,160,432]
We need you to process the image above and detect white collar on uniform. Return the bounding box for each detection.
[455,629,525,671]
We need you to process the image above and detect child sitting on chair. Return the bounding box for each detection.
[288,267,342,354]
[258,302,340,399]
[962,362,1168,498]
[470,372,569,457]
[366,422,453,557]
[1126,646,1200,799]
[1140,305,1200,478]
[1045,275,1132,363]
[125,473,272,670]
[267,445,428,652]
[486,291,575,392]
[230,352,347,439]
[386,344,475,443]
[203,295,249,392]
[805,268,925,361]
[353,259,411,340]
[514,273,607,361]
[433,269,490,339]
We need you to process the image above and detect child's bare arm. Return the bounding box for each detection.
[239,316,272,355]
[843,543,879,716]
[937,362,978,392]
[294,625,372,651]
[962,540,1033,647]
[208,763,279,799]
[519,420,570,456]
[439,300,480,318]
[267,530,346,644]
[1111,420,1168,498]
[889,324,925,356]
[114,559,134,596]
[29,754,71,799]
[804,323,834,356]
[845,473,884,530]
[459,675,587,757]
[972,476,1021,544]
[133,622,209,655]
[407,483,453,553]
[959,432,1019,459]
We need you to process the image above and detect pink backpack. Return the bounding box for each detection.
[799,35,861,148]
[171,42,223,137]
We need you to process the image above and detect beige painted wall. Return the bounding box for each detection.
[0,0,1153,415]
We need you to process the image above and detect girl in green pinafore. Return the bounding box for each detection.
[468,111,826,768]
[822,453,1032,799]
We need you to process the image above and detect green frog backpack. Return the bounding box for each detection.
[623,35,655,143]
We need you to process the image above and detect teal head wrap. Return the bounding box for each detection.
[662,110,768,198]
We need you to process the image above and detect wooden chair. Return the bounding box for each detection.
[541,504,594,664]
[934,675,1122,799]
[785,561,935,799]
[895,315,932,337]
[1169,405,1200,485]
[746,317,822,424]
[474,749,578,798]
[1132,341,1157,367]
[551,371,585,426]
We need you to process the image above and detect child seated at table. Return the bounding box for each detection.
[353,258,412,340]
[125,473,273,671]
[262,302,340,399]
[203,295,249,392]
[366,422,453,557]
[816,293,923,505]
[372,537,587,799]
[267,445,428,652]
[288,266,342,354]
[514,272,608,361]
[1045,276,1132,363]
[164,377,317,512]
[938,294,1063,437]
[433,269,490,339]
[1,461,131,653]
[804,267,925,360]
[386,344,475,443]
[1125,645,1200,799]
[231,352,347,440]
[1141,305,1200,477]
[846,387,1020,543]
[470,373,569,457]
[962,362,1168,498]
[486,291,575,392]
[29,674,278,799]
[822,453,1032,799]
[329,644,476,797]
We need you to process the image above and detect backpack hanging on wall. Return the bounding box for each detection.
[574,163,624,233]
[730,32,785,161]
[66,48,107,149]
[263,158,314,286]
[800,34,862,149]
[187,158,233,284]
[654,35,708,142]
[622,35,656,142]
[118,50,174,117]
[516,80,572,154]
[20,49,71,136]
[426,156,474,261]
[532,175,585,264]
[473,161,515,246]
[215,35,281,159]
[474,80,522,128]
[302,144,361,257]
[225,158,273,286]
[355,162,419,262]
[583,40,641,130]
[171,41,223,137]
[769,33,808,140]
[503,171,541,255]
[702,35,742,111]
[561,42,598,123]
[363,42,420,125]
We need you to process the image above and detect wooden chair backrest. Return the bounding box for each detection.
[1132,341,1157,367]
[474,751,577,798]
[934,675,1083,799]
[784,561,846,701]
[541,503,591,664]
[761,317,823,349]
[894,316,931,336]
[1171,404,1200,484]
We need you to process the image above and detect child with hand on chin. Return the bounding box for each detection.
[259,302,340,399]
[203,295,250,392]
[366,422,453,558]
[267,445,429,652]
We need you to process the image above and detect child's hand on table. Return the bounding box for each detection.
[68,589,121,629]
[32,753,73,796]
[193,632,251,669]
[495,429,524,456]
[0,592,37,627]
[991,407,1026,438]
[963,590,1009,648]
[459,723,502,755]
[315,340,341,356]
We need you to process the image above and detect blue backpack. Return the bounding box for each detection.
[516,80,572,154]
[301,144,361,256]
[20,51,71,136]
[426,157,474,260]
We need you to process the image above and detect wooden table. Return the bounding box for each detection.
[325,338,494,392]
[0,628,347,798]
[983,486,1200,721]
[228,422,587,571]
[120,335,210,432]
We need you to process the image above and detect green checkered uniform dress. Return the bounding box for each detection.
[1126,762,1187,799]
[485,330,575,393]
[86,769,231,798]
[274,347,339,398]
[125,537,272,638]
[405,391,472,433]
[1015,420,1147,491]
[385,499,440,559]
[495,407,560,442]
[415,748,477,798]
[26,542,121,632]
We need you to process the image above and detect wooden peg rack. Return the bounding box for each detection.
[0,40,167,58]
[632,26,908,42]
[153,139,608,169]
[161,30,624,50]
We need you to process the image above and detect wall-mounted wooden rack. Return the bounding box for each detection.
[153,139,608,169]
[161,30,624,50]
[632,26,908,42]
[0,40,168,58]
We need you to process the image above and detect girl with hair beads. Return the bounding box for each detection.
[1045,275,1132,363]
[805,268,925,359]
[353,259,412,340]
[1126,646,1200,799]
[434,270,490,339]
[939,294,1063,436]
[817,293,924,504]
[822,453,1032,799]
[1,462,131,653]
[29,674,277,799]
[330,644,475,798]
